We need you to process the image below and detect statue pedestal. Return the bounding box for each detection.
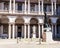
[45,27,53,42]
[33,33,36,38]
[46,31,53,42]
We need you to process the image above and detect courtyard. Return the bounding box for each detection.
[0,42,60,48]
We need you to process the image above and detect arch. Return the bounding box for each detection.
[15,18,24,24]
[30,18,38,24]
[1,18,9,24]
[30,18,38,38]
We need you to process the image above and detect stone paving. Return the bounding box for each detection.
[0,42,60,48]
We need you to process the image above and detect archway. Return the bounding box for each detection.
[30,18,38,38]
[1,17,9,39]
[15,18,24,38]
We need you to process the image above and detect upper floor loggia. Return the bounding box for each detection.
[0,0,60,16]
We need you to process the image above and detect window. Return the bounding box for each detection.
[30,4,35,11]
[18,3,22,11]
[4,2,9,10]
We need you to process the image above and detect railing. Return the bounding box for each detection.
[30,11,38,14]
[15,10,25,14]
[0,9,9,13]
[46,12,52,15]
[0,9,53,15]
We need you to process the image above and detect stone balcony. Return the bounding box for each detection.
[0,9,54,16]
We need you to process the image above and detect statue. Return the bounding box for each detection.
[32,26,36,38]
[44,12,51,32]
[44,12,49,28]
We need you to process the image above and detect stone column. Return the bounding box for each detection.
[55,24,57,37]
[28,0,30,14]
[52,24,54,37]
[25,0,27,14]
[42,24,44,36]
[15,3,18,11]
[7,16,17,39]
[35,4,37,12]
[38,24,40,38]
[38,0,40,14]
[9,0,12,13]
[28,24,30,38]
[24,24,26,38]
[13,0,15,13]
[50,17,58,38]
[8,24,11,39]
[1,2,4,11]
[42,0,44,14]
[22,3,25,12]
[1,25,3,36]
[54,2,56,15]
[15,25,17,38]
[51,1,53,15]
[12,24,15,39]
[22,25,24,38]
[23,16,31,38]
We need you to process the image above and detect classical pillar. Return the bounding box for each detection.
[15,25,17,38]
[1,2,4,11]
[22,3,25,12]
[12,24,15,39]
[24,24,26,38]
[51,2,53,15]
[8,24,11,39]
[15,3,18,11]
[54,2,56,15]
[1,25,3,36]
[9,0,12,13]
[52,24,54,38]
[42,24,44,36]
[25,0,27,14]
[28,24,30,38]
[13,0,15,13]
[28,0,30,14]
[38,24,40,38]
[38,0,40,14]
[35,4,37,12]
[22,25,24,38]
[55,24,57,37]
[42,0,44,14]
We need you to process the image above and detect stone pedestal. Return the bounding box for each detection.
[33,33,36,38]
[45,27,53,42]
[46,31,53,42]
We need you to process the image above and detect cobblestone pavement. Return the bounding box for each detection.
[0,42,60,48]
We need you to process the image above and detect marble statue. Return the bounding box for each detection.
[32,26,36,38]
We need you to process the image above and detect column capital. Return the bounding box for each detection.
[50,17,58,24]
[37,17,44,24]
[23,16,31,23]
[7,16,17,23]
[51,0,56,2]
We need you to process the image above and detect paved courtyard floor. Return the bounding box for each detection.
[0,42,60,48]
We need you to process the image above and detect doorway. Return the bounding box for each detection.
[17,26,22,38]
